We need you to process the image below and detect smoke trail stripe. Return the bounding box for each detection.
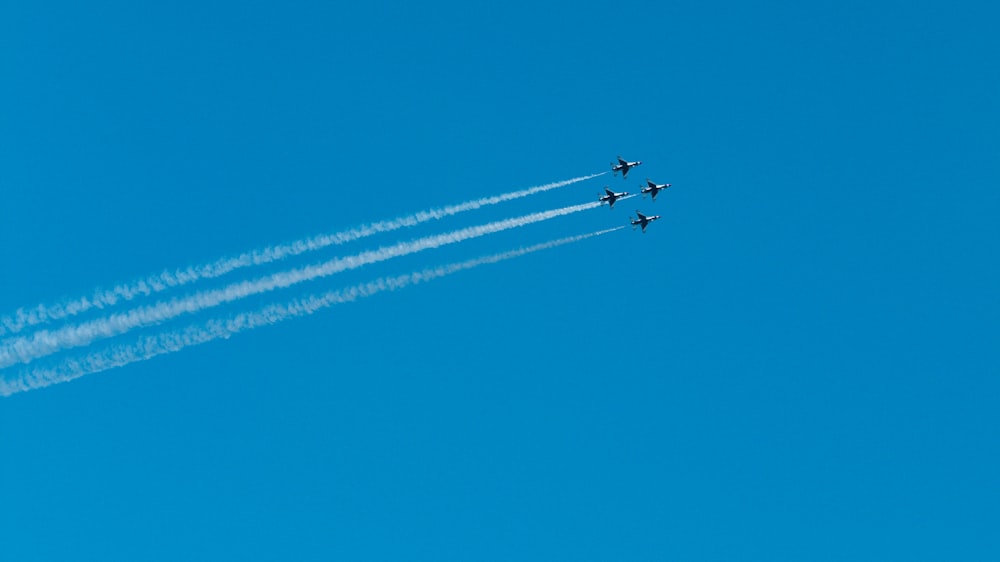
[0,172,605,336]
[0,227,624,397]
[0,200,607,368]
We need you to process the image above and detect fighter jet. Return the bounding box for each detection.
[630,210,662,232]
[611,156,642,179]
[641,178,672,200]
[599,187,629,209]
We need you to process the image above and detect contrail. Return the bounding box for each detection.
[0,199,618,369]
[0,172,606,337]
[0,227,624,397]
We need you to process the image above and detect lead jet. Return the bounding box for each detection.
[599,187,629,209]
[611,155,642,179]
[630,210,662,232]
[641,178,672,200]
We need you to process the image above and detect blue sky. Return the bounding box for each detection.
[2,0,998,559]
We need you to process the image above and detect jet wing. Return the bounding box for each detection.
[618,156,628,166]
[605,187,615,196]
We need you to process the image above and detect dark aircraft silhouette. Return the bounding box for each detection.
[599,187,629,209]
[641,178,672,200]
[611,156,642,179]
[630,210,662,232]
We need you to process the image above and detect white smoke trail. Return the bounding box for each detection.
[0,227,624,397]
[0,200,610,369]
[0,172,606,337]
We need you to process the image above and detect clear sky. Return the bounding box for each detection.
[2,0,998,559]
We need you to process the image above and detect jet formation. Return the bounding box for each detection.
[600,154,674,233]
